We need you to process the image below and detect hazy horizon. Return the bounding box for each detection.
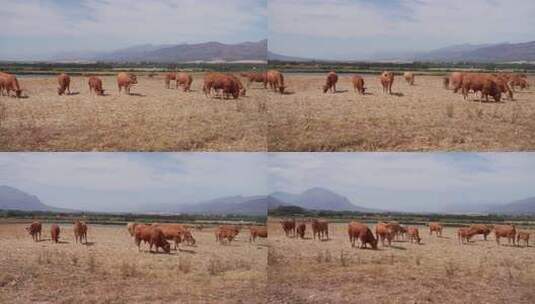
[268,0,535,60]
[0,0,267,60]
[1,153,535,213]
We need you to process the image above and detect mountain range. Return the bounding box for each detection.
[50,40,267,63]
[0,185,71,212]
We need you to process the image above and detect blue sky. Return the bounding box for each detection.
[268,0,535,60]
[0,0,267,60]
[1,153,535,213]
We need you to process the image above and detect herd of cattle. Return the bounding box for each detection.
[23,220,267,254]
[280,219,531,249]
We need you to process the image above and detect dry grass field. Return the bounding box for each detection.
[0,74,267,151]
[267,220,535,304]
[0,223,267,304]
[268,74,535,151]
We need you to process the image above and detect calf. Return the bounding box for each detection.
[73,220,88,244]
[57,73,71,95]
[25,221,42,242]
[429,222,443,237]
[50,224,60,243]
[323,71,338,93]
[249,226,267,242]
[380,71,394,94]
[403,72,415,85]
[88,76,105,96]
[351,75,365,95]
[516,231,530,247]
[407,227,421,244]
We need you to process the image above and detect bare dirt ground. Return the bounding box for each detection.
[0,74,267,151]
[0,223,267,304]
[268,74,535,151]
[267,220,535,304]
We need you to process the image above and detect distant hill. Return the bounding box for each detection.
[490,197,535,215]
[52,40,267,63]
[267,51,309,62]
[0,185,68,212]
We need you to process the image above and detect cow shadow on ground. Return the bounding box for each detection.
[333,90,349,94]
[56,240,70,244]
[66,92,80,96]
[128,93,146,97]
[390,92,404,97]
[388,245,407,250]
[83,241,96,246]
[281,91,295,95]
[177,248,196,254]
[319,238,332,242]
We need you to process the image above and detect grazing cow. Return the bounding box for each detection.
[57,73,71,95]
[399,226,408,240]
[443,77,450,89]
[461,73,501,102]
[375,222,395,246]
[88,76,105,96]
[117,72,137,95]
[267,70,285,94]
[516,231,530,247]
[240,72,267,88]
[469,224,492,240]
[249,226,267,242]
[509,76,529,91]
[429,222,443,237]
[228,74,246,96]
[203,73,240,99]
[407,227,421,244]
[175,72,193,92]
[182,230,196,246]
[134,225,171,253]
[386,222,404,240]
[348,221,377,249]
[351,75,365,95]
[380,71,394,94]
[0,72,22,98]
[215,225,239,244]
[449,72,464,93]
[491,75,514,100]
[494,225,516,246]
[311,219,329,240]
[281,219,296,237]
[403,72,415,85]
[73,220,88,244]
[153,223,191,250]
[458,227,477,245]
[165,72,176,89]
[50,224,60,243]
[25,221,42,242]
[296,222,306,239]
[323,71,338,93]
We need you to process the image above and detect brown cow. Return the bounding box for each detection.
[443,77,450,89]
[25,221,42,242]
[429,222,443,237]
[215,225,239,244]
[407,227,421,244]
[0,72,22,98]
[134,225,171,253]
[117,72,137,94]
[509,76,529,91]
[351,75,365,95]
[375,222,395,246]
[281,219,296,237]
[127,222,138,236]
[175,72,193,92]
[203,73,240,99]
[249,226,267,242]
[380,71,394,94]
[165,72,176,89]
[323,71,338,93]
[88,76,105,96]
[458,227,477,245]
[516,231,530,247]
[348,221,377,249]
[296,222,306,239]
[228,74,246,96]
[50,224,60,243]
[57,73,71,95]
[267,70,285,94]
[240,72,267,88]
[461,73,501,102]
[469,224,492,241]
[311,219,329,240]
[403,72,415,85]
[494,225,516,246]
[449,72,464,93]
[491,75,514,100]
[73,220,88,244]
[153,223,191,250]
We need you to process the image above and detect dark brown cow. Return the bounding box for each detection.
[57,73,71,95]
[73,220,88,244]
[351,75,365,95]
[153,223,191,250]
[0,72,22,97]
[403,72,415,85]
[88,76,105,96]
[348,221,377,249]
[375,222,395,246]
[165,72,176,89]
[50,224,60,243]
[469,224,492,240]
[380,71,394,94]
[134,225,171,253]
[25,221,42,241]
[249,226,267,242]
[323,71,338,93]
[461,73,501,102]
[458,227,477,245]
[516,231,530,247]
[429,222,443,237]
[267,70,285,94]
[407,227,421,244]
[296,222,306,239]
[311,219,329,240]
[240,72,267,88]
[494,225,516,246]
[117,72,137,94]
[281,219,296,237]
[175,72,193,92]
